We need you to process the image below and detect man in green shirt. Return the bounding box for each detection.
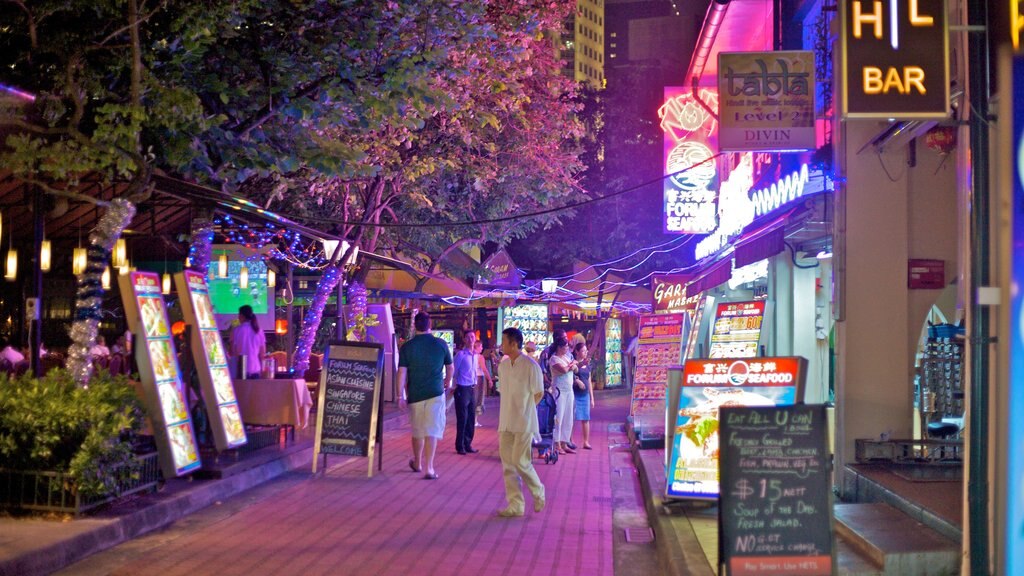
[398,312,453,480]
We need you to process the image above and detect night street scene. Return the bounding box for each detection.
[0,0,1020,575]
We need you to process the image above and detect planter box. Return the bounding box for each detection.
[0,452,160,515]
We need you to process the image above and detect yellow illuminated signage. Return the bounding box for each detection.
[841,0,949,119]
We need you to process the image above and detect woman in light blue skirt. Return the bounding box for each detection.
[572,342,595,450]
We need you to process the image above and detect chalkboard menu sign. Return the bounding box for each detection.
[718,404,833,576]
[313,341,384,475]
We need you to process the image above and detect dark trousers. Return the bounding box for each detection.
[454,385,476,452]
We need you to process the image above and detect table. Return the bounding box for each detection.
[234,378,313,429]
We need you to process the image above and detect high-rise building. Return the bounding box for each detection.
[572,0,606,88]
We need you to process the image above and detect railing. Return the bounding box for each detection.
[0,452,160,515]
[855,438,963,464]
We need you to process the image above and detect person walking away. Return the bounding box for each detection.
[571,342,595,450]
[547,337,577,454]
[452,331,478,454]
[398,312,453,479]
[496,327,546,517]
[230,305,265,379]
[474,340,493,418]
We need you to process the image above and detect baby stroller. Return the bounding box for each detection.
[532,389,559,464]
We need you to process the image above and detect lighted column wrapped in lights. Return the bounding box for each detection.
[293,264,341,371]
[186,218,214,275]
[346,280,367,339]
[67,198,136,386]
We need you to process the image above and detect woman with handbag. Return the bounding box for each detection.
[571,342,595,450]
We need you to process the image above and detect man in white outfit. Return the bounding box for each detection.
[496,327,546,518]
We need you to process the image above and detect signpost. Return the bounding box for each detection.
[667,357,807,500]
[119,271,202,478]
[718,51,816,152]
[175,270,247,450]
[718,404,833,576]
[840,0,949,119]
[312,341,385,476]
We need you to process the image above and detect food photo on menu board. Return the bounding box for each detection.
[211,367,236,403]
[158,382,189,424]
[667,358,804,499]
[220,404,246,444]
[168,422,200,470]
[193,292,216,329]
[138,296,170,337]
[148,340,179,382]
[202,331,227,365]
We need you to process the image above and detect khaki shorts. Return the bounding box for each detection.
[410,394,446,439]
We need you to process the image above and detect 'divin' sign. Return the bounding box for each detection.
[841,0,949,119]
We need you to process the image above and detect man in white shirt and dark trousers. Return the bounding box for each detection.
[453,331,479,454]
[496,327,546,517]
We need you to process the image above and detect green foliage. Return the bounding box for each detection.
[0,369,145,500]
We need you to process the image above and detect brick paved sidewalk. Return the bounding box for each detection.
[65,390,632,576]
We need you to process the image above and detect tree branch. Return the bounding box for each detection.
[17,177,112,207]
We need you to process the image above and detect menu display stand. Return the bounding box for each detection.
[312,341,385,476]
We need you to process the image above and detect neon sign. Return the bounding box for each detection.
[660,87,720,234]
[695,162,811,261]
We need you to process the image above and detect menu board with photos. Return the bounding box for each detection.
[176,271,247,450]
[313,341,384,476]
[719,404,832,576]
[685,295,714,360]
[119,272,202,477]
[498,303,549,349]
[630,313,686,436]
[605,318,622,388]
[709,301,767,359]
[666,357,807,500]
[435,330,456,357]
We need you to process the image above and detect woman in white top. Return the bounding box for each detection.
[547,337,577,454]
[90,335,111,357]
[230,305,266,379]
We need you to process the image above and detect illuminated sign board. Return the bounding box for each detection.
[659,87,720,234]
[695,161,813,261]
[652,274,699,313]
[718,51,816,152]
[1006,55,1024,575]
[728,259,769,290]
[630,313,686,436]
[476,249,522,290]
[119,272,202,478]
[709,300,768,359]
[840,0,949,119]
[176,271,247,450]
[666,357,806,499]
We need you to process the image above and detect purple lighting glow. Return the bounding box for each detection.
[0,83,36,102]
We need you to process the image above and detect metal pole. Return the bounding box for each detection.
[967,1,991,573]
[31,188,43,377]
[286,263,294,369]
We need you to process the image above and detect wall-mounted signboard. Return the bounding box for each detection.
[475,250,523,290]
[718,404,833,575]
[120,271,202,477]
[666,357,807,500]
[652,274,700,314]
[176,271,247,450]
[840,0,949,119]
[497,303,549,350]
[659,87,721,234]
[718,51,816,152]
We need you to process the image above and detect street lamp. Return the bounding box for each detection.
[542,279,558,294]
[239,264,249,289]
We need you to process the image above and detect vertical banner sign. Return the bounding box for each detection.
[840,0,949,118]
[659,86,721,234]
[630,313,686,436]
[119,272,201,477]
[667,357,807,500]
[718,51,816,152]
[1007,55,1024,576]
[718,405,833,576]
[313,341,384,476]
[605,318,623,388]
[176,271,247,450]
[709,301,768,358]
[686,295,715,360]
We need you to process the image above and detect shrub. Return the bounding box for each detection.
[0,368,145,499]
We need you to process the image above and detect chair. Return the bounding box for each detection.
[13,361,29,377]
[95,355,110,370]
[40,355,63,375]
[108,353,125,376]
[0,358,12,378]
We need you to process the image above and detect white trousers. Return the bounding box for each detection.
[499,431,545,513]
[554,385,574,443]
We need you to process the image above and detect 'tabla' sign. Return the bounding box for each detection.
[841,0,949,119]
